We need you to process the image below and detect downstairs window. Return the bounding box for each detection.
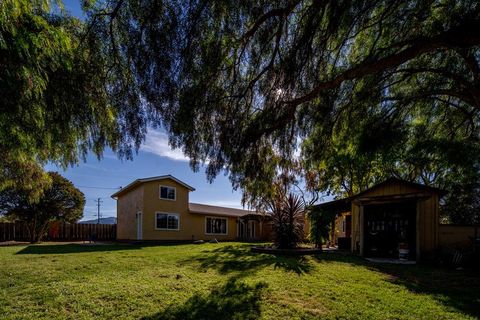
[205,217,227,235]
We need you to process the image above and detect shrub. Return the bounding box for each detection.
[266,191,305,249]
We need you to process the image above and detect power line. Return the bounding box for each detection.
[77,185,121,190]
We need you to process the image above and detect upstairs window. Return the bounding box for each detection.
[160,186,176,200]
[205,217,227,235]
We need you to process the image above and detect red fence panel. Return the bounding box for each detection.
[0,222,116,242]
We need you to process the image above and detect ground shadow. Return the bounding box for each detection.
[141,277,267,320]
[16,243,143,254]
[311,252,480,317]
[313,252,480,318]
[182,244,313,275]
[368,262,480,318]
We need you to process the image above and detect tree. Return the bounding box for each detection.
[82,1,480,221]
[307,207,336,250]
[4,1,479,222]
[440,179,480,225]
[0,0,146,193]
[0,172,85,242]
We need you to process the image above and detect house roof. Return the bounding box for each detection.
[188,202,259,218]
[314,177,447,212]
[111,175,195,198]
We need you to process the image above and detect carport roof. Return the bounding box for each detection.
[313,177,447,213]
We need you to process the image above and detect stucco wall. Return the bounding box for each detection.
[116,185,144,240]
[334,213,349,242]
[140,179,238,241]
[116,177,274,241]
[439,225,477,249]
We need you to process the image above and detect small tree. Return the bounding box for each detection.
[307,207,336,250]
[266,189,305,249]
[0,172,85,243]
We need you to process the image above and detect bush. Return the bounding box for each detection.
[266,191,305,249]
[307,207,336,249]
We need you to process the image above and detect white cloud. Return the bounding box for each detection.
[140,129,190,162]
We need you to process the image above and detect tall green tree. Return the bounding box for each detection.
[0,0,146,194]
[0,172,85,243]
[4,1,480,222]
[83,0,480,221]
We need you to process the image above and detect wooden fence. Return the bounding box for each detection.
[0,222,116,242]
[439,224,479,250]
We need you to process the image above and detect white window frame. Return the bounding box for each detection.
[159,185,176,201]
[205,216,228,235]
[155,212,180,231]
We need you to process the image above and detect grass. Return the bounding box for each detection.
[0,242,479,320]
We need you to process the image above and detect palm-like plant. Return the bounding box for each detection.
[266,190,305,249]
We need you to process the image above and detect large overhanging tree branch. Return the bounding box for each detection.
[248,20,480,141]
[83,1,480,208]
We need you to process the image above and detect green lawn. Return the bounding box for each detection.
[0,242,478,320]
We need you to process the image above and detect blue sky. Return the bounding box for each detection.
[47,1,245,221]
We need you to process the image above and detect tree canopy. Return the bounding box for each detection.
[82,0,480,217]
[0,172,85,242]
[0,0,147,194]
[2,1,479,222]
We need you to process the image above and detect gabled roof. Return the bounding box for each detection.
[189,202,259,218]
[314,177,447,211]
[111,175,195,198]
[354,177,447,198]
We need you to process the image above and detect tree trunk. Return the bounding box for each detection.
[29,214,37,243]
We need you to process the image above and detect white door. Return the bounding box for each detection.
[136,212,142,240]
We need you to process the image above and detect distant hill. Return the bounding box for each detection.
[79,217,117,224]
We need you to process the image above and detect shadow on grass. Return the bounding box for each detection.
[16,243,142,254]
[142,277,267,320]
[369,262,480,318]
[183,244,313,275]
[313,253,480,318]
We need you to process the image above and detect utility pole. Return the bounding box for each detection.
[95,198,103,224]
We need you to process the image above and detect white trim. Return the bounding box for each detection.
[136,211,143,240]
[359,205,364,256]
[159,185,176,201]
[248,220,256,238]
[205,216,228,235]
[155,212,180,231]
[111,174,195,199]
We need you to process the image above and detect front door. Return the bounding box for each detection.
[136,212,142,240]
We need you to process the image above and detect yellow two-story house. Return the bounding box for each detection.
[112,175,271,242]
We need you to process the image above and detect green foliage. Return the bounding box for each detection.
[0,172,85,242]
[81,0,480,224]
[307,207,337,248]
[266,190,305,249]
[2,0,479,224]
[0,0,145,192]
[440,179,480,225]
